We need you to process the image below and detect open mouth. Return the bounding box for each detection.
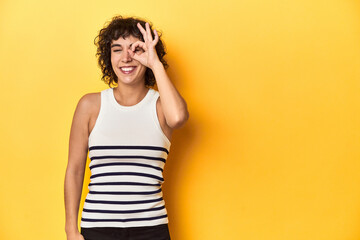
[120,66,137,74]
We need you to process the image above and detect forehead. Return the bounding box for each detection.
[111,35,141,47]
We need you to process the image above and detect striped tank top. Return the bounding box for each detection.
[80,87,171,228]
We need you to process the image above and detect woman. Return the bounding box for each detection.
[64,15,189,240]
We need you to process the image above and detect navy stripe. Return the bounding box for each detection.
[89,188,162,195]
[90,155,166,163]
[83,205,165,214]
[89,145,169,154]
[85,197,163,205]
[90,162,163,172]
[90,172,164,181]
[89,181,161,187]
[81,214,168,222]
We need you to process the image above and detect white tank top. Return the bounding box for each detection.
[80,87,171,228]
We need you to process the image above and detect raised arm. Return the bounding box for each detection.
[152,61,189,129]
[128,22,189,129]
[64,94,92,239]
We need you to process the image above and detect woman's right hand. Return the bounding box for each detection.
[66,231,85,240]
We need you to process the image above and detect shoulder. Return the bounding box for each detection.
[80,91,101,105]
[75,91,101,115]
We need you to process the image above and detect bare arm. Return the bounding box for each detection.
[129,22,189,129]
[152,61,189,129]
[64,94,91,237]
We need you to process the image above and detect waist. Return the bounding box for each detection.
[81,189,168,228]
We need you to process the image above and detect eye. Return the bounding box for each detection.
[113,49,122,52]
[135,48,143,52]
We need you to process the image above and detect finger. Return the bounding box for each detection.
[137,22,148,42]
[128,49,139,61]
[128,49,143,63]
[131,41,146,51]
[145,22,153,41]
[130,41,147,52]
[153,29,159,45]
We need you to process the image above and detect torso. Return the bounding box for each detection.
[87,91,173,142]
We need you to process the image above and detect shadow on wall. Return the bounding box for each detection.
[160,54,202,239]
[162,116,199,240]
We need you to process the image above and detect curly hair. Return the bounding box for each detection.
[94,15,169,88]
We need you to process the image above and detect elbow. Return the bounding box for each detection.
[167,110,189,129]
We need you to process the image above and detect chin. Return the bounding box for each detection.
[118,78,144,86]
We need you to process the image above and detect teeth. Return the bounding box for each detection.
[121,67,135,71]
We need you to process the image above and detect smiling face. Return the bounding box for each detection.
[110,35,147,86]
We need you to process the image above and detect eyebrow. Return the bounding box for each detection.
[111,42,136,48]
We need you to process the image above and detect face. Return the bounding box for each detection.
[110,35,147,86]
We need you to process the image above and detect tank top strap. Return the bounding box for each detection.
[148,90,171,147]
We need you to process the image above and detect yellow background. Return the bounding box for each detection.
[1,0,359,239]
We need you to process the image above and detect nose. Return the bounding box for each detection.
[121,48,132,62]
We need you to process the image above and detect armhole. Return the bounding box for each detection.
[88,90,104,144]
[152,93,171,147]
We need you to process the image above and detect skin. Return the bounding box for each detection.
[64,21,189,239]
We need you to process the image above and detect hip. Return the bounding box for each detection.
[80,223,171,240]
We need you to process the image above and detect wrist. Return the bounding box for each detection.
[65,225,79,235]
[151,60,164,72]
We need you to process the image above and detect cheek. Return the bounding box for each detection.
[111,53,119,64]
[111,58,120,73]
[140,66,147,74]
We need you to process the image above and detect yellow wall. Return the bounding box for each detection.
[1,0,359,239]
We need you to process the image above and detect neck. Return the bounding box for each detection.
[113,83,149,107]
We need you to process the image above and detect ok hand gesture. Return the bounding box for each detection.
[127,22,161,70]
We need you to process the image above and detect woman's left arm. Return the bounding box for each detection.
[151,61,189,129]
[128,21,189,129]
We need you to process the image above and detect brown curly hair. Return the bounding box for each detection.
[93,15,169,88]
